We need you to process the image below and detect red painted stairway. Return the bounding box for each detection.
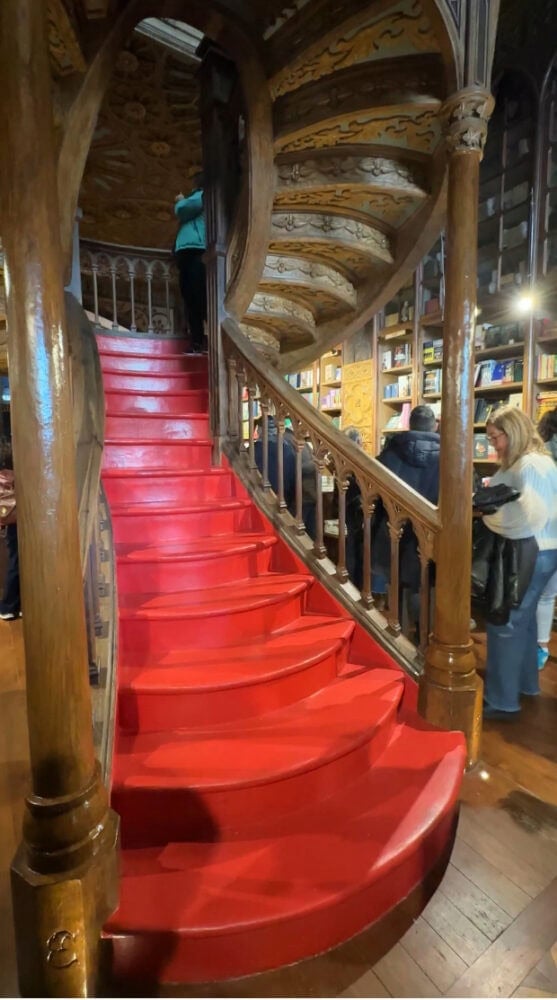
[98,334,465,987]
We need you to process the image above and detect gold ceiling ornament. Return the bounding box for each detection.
[439,87,495,157]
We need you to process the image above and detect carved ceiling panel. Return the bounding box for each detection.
[263,255,357,308]
[276,155,427,196]
[268,238,387,281]
[269,0,439,99]
[79,34,202,249]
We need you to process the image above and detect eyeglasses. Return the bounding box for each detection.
[487,430,506,444]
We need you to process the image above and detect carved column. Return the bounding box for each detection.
[420,88,494,766]
[197,43,238,461]
[0,2,118,995]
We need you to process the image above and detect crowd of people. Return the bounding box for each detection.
[254,403,557,722]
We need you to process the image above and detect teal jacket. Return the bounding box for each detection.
[174,189,206,251]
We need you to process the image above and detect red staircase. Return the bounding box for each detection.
[98,334,465,987]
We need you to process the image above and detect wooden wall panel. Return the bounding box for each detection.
[341,358,375,455]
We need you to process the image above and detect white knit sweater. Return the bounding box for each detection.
[483,451,557,549]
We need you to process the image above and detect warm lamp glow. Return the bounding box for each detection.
[516,293,535,315]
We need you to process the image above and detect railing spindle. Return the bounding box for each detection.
[294,438,304,533]
[247,385,257,470]
[110,262,118,329]
[387,521,403,636]
[419,555,430,651]
[236,368,244,445]
[227,356,238,442]
[277,416,286,512]
[336,477,348,582]
[92,261,100,324]
[147,269,154,334]
[261,402,271,490]
[128,263,136,332]
[314,458,327,558]
[361,502,374,608]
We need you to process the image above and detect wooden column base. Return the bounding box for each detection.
[11,808,119,997]
[419,638,483,768]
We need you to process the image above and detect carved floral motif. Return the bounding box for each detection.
[277,108,440,155]
[272,213,393,263]
[440,88,495,156]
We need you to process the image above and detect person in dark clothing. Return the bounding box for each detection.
[174,172,207,352]
[372,405,440,626]
[0,438,20,621]
[254,417,316,537]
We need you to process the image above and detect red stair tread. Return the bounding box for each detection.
[107,726,464,934]
[118,616,353,691]
[102,467,230,480]
[110,498,250,518]
[116,533,276,563]
[105,436,213,446]
[114,668,402,791]
[118,573,313,619]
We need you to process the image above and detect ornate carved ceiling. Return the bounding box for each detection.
[79,33,202,249]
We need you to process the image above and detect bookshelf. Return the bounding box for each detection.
[284,348,344,429]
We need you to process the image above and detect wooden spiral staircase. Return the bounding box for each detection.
[0,0,500,995]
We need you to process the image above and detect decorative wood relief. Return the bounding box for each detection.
[272,212,393,263]
[268,238,383,280]
[246,293,316,341]
[341,359,375,454]
[47,0,86,77]
[274,184,422,228]
[266,0,380,71]
[276,106,441,156]
[269,0,439,99]
[276,155,427,196]
[79,35,201,249]
[262,255,356,307]
[273,54,445,136]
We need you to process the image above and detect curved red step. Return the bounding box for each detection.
[118,574,314,661]
[110,497,257,544]
[105,388,209,415]
[96,334,189,356]
[116,533,277,592]
[98,351,201,374]
[105,411,210,440]
[106,726,465,984]
[117,615,354,731]
[103,467,236,505]
[103,438,213,470]
[102,369,207,392]
[112,668,403,846]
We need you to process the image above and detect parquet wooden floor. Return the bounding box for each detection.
[1,616,556,998]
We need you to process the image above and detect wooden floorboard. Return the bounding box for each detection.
[0,616,556,998]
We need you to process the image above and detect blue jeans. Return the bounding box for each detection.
[485,548,557,712]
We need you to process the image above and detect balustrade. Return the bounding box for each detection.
[222,318,440,670]
[80,241,180,336]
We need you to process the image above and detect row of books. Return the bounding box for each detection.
[474,358,523,387]
[286,371,314,390]
[423,338,443,363]
[474,392,523,423]
[535,391,557,422]
[424,369,442,394]
[536,354,557,379]
[474,321,523,350]
[384,374,412,399]
[323,363,342,383]
[473,434,498,460]
[381,343,412,370]
[320,389,341,409]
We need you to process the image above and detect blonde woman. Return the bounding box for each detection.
[482,407,557,720]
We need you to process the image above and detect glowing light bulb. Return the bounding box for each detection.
[516,293,534,315]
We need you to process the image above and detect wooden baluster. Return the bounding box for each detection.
[361,499,374,609]
[110,261,118,329]
[418,554,431,653]
[247,385,257,470]
[0,2,118,994]
[236,368,244,445]
[260,402,271,491]
[294,438,305,533]
[276,416,287,512]
[314,458,327,559]
[164,271,171,333]
[128,262,136,333]
[421,89,494,766]
[227,355,238,442]
[146,268,154,334]
[92,261,99,325]
[387,520,403,636]
[336,474,349,583]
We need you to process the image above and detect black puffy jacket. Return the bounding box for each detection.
[372,431,440,590]
[471,520,538,624]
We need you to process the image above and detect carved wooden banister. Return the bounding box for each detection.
[222,316,440,673]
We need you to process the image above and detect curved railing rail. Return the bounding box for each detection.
[80,239,179,336]
[222,317,442,671]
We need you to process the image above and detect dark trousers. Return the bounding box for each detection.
[1,523,20,615]
[175,249,207,349]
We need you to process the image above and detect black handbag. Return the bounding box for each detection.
[473,483,520,514]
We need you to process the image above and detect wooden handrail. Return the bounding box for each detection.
[222,316,441,666]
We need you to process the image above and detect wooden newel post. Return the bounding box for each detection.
[420,89,494,767]
[197,42,238,463]
[0,2,118,995]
